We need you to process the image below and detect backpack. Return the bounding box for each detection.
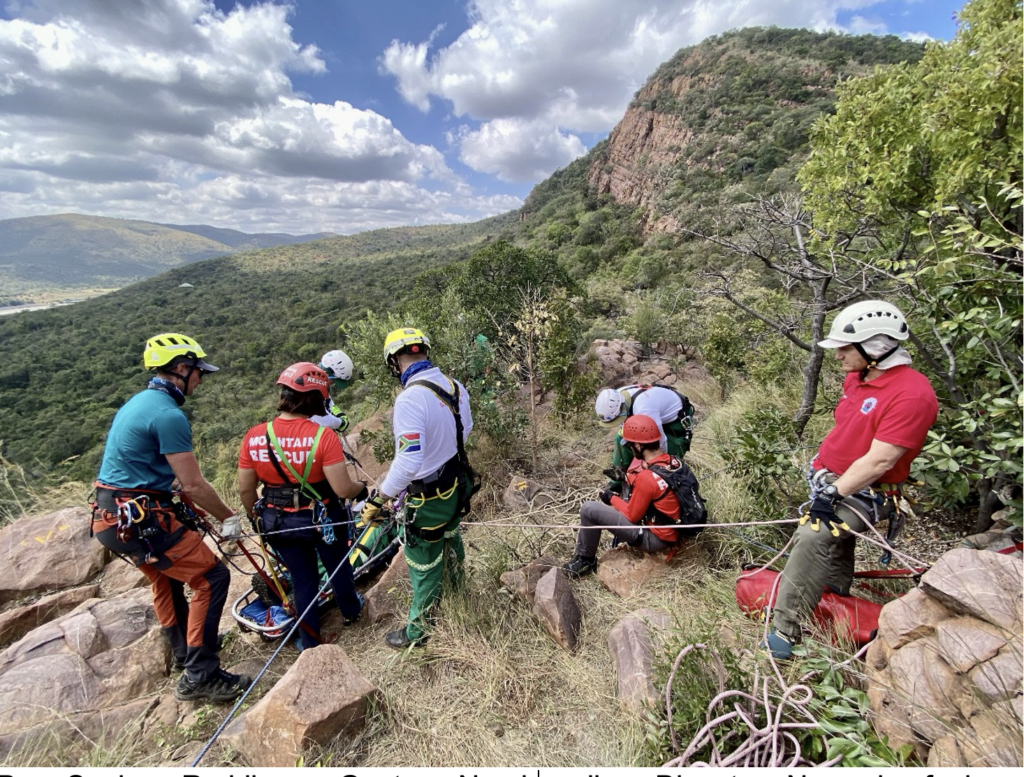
[645,459,707,539]
[632,384,695,442]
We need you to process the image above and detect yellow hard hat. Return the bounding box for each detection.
[383,327,430,376]
[143,332,218,371]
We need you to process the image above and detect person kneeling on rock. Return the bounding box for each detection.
[562,414,706,579]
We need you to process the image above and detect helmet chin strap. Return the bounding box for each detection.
[852,341,900,380]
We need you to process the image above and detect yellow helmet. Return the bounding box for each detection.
[143,332,218,372]
[383,327,430,377]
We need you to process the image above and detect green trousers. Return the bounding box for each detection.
[403,483,466,641]
[771,498,874,641]
[612,419,691,470]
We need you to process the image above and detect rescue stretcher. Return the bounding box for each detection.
[231,501,403,640]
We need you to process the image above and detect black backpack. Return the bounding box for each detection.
[645,459,708,539]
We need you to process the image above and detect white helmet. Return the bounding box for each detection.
[319,349,353,382]
[595,388,627,424]
[818,300,909,348]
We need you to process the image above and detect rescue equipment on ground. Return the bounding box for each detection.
[735,566,882,647]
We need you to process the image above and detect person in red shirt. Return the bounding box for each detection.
[238,363,368,649]
[765,300,938,659]
[563,414,694,578]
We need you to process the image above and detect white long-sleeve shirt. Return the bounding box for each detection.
[623,384,684,451]
[381,366,473,497]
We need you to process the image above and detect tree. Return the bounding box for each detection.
[799,0,1023,529]
[687,195,881,437]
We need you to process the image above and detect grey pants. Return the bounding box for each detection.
[575,501,673,557]
[771,497,875,641]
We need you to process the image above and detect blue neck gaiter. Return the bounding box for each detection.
[147,376,186,406]
[400,359,434,387]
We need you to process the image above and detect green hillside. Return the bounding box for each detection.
[0,214,513,481]
[0,214,335,302]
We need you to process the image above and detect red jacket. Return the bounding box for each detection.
[609,452,681,543]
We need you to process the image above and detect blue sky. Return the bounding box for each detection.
[0,0,966,234]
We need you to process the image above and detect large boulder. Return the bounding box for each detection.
[533,568,581,652]
[0,585,100,647]
[225,644,376,767]
[608,608,670,713]
[0,588,168,737]
[499,556,559,604]
[0,508,106,604]
[867,547,1023,767]
[502,476,556,510]
[363,556,411,624]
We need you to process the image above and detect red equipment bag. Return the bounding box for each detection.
[736,567,882,647]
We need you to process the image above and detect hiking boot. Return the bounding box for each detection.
[385,627,428,650]
[562,555,597,579]
[172,634,226,673]
[761,629,795,661]
[343,592,364,626]
[174,668,252,703]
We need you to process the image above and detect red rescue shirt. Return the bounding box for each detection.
[238,417,345,487]
[609,452,682,543]
[815,365,938,484]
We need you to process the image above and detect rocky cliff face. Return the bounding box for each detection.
[583,29,925,233]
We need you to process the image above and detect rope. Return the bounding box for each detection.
[190,547,351,767]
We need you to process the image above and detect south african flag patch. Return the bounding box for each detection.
[398,433,421,454]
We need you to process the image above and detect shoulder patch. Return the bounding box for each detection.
[397,433,421,454]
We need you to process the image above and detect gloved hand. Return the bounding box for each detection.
[352,481,369,503]
[602,466,625,483]
[329,407,351,433]
[219,513,243,540]
[310,413,344,430]
[360,492,387,524]
[800,492,849,537]
[605,480,624,494]
[599,489,614,506]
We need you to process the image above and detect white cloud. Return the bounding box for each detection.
[459,118,586,182]
[382,0,893,179]
[901,31,935,43]
[0,0,501,233]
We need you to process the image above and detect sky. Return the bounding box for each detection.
[0,0,966,236]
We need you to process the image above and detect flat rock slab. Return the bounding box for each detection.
[98,558,148,598]
[0,584,100,648]
[227,644,376,767]
[608,608,670,713]
[533,568,581,652]
[920,548,1022,631]
[0,508,105,604]
[596,542,704,598]
[500,556,559,604]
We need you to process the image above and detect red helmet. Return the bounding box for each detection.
[621,414,661,444]
[276,362,330,400]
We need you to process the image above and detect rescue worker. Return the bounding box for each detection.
[563,414,701,578]
[93,333,250,702]
[310,349,354,432]
[360,327,476,649]
[595,383,694,492]
[765,300,938,659]
[238,363,368,650]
